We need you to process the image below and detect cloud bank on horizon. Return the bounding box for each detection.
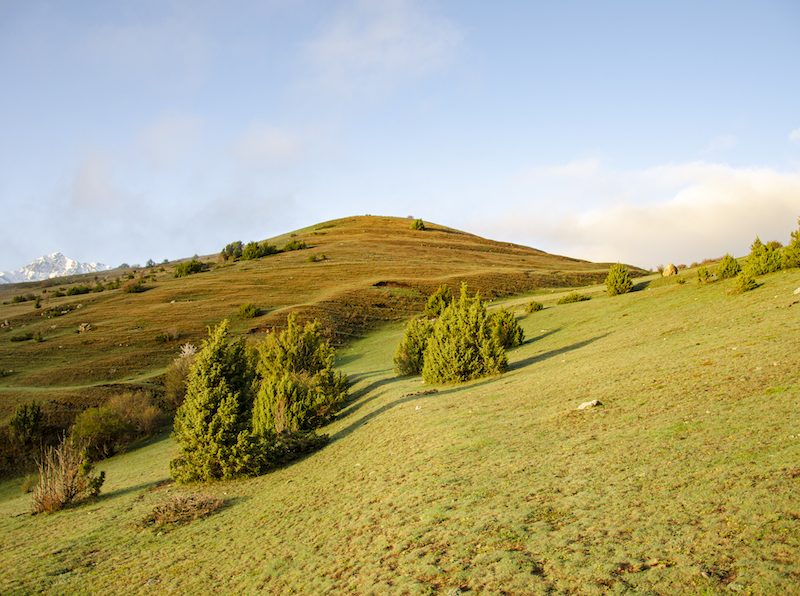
[1,0,799,271]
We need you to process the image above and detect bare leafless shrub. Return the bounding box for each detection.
[141,493,223,530]
[31,439,105,514]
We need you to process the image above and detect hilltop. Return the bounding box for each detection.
[0,216,625,420]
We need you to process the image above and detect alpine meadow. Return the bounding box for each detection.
[2,2,800,594]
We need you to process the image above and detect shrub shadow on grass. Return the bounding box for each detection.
[509,333,610,371]
[522,327,562,345]
[632,279,653,292]
[337,375,406,419]
[331,377,497,443]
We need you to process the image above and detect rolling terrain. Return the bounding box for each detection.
[0,216,618,420]
[0,263,798,593]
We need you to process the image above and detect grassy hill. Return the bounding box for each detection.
[1,262,798,593]
[0,216,618,420]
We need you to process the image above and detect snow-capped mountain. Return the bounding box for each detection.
[0,252,110,284]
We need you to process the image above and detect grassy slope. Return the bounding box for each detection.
[1,267,798,594]
[0,216,615,420]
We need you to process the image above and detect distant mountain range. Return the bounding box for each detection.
[0,252,109,284]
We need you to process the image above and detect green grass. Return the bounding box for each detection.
[1,266,799,593]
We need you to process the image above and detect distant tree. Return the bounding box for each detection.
[605,263,633,296]
[782,217,800,269]
[422,284,507,384]
[146,259,156,268]
[411,218,426,231]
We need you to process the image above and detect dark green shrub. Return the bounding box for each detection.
[746,237,782,275]
[252,314,348,434]
[10,402,43,448]
[424,285,453,318]
[242,241,278,260]
[307,253,327,263]
[171,320,257,482]
[717,254,741,279]
[557,292,591,305]
[238,303,261,319]
[731,272,759,294]
[411,218,425,231]
[422,284,507,384]
[10,332,34,342]
[605,263,633,296]
[394,317,434,376]
[491,309,524,349]
[526,301,544,313]
[282,239,307,252]
[123,279,147,293]
[66,285,92,296]
[221,241,244,261]
[696,266,711,284]
[11,293,37,303]
[174,259,208,278]
[31,439,104,514]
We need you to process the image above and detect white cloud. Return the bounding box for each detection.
[304,0,463,94]
[790,128,800,142]
[473,160,800,268]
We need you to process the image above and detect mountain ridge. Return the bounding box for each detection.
[0,252,109,284]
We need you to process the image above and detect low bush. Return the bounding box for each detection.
[174,259,208,278]
[491,309,524,349]
[394,317,434,376]
[11,293,38,304]
[66,285,92,296]
[10,332,34,342]
[242,241,278,260]
[155,329,180,343]
[122,279,147,293]
[605,264,633,296]
[31,439,105,514]
[731,272,759,294]
[696,266,711,284]
[238,303,261,319]
[221,241,244,261]
[282,239,308,252]
[717,254,741,279]
[71,393,161,459]
[526,301,544,313]
[746,237,782,276]
[307,253,327,263]
[422,284,507,384]
[141,493,223,530]
[557,293,591,305]
[411,218,426,231]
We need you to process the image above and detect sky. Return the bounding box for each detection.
[1,0,799,271]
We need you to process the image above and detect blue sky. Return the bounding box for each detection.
[1,0,799,271]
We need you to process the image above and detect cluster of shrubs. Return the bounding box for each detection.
[170,315,346,482]
[220,238,307,262]
[174,259,209,277]
[394,284,522,383]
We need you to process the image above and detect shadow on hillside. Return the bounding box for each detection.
[633,279,652,292]
[331,377,497,443]
[337,375,405,419]
[509,333,610,371]
[96,479,167,502]
[522,327,562,345]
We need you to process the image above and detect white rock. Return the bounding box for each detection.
[577,400,602,410]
